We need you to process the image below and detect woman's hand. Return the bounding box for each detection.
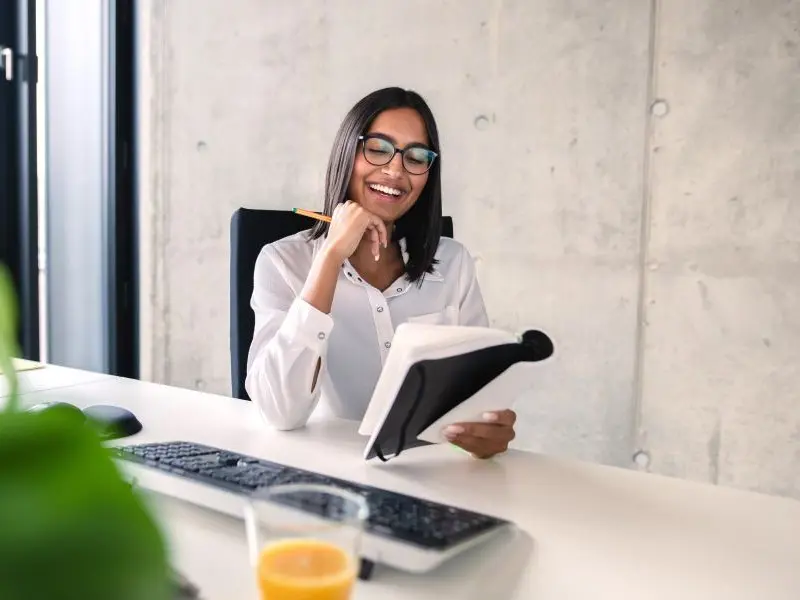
[322,201,389,263]
[302,201,388,317]
[443,410,517,459]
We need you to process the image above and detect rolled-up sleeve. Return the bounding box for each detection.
[245,246,333,430]
[457,247,490,327]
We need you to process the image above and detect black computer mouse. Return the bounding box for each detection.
[83,405,143,440]
[27,401,86,422]
[26,401,142,440]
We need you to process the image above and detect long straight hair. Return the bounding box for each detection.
[309,87,443,283]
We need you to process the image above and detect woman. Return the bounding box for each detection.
[245,87,516,459]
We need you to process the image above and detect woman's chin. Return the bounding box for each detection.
[361,198,410,223]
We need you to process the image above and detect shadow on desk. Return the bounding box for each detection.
[371,526,534,599]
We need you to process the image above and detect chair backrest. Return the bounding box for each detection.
[229,208,454,400]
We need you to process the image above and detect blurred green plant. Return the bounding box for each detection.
[0,264,172,600]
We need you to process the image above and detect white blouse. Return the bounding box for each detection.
[245,230,489,430]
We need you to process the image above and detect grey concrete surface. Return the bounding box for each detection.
[638,0,800,497]
[136,0,800,499]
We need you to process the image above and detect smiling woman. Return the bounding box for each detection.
[309,89,443,282]
[244,87,518,460]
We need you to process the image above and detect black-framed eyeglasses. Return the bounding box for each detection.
[358,134,438,175]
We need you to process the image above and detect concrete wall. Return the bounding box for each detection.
[136,0,800,499]
[639,0,800,497]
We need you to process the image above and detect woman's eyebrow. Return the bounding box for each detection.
[368,131,430,148]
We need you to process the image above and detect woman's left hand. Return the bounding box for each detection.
[442,410,516,459]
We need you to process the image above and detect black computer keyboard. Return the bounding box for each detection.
[116,441,507,550]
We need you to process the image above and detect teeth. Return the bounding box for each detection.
[369,183,402,196]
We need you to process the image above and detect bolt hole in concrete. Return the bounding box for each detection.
[651,100,669,117]
[473,115,491,131]
[633,450,651,469]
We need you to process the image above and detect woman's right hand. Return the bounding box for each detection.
[322,200,389,263]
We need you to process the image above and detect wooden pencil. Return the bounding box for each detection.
[292,208,332,223]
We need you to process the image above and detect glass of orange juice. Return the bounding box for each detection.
[243,484,369,600]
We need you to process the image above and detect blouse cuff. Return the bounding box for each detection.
[279,297,334,352]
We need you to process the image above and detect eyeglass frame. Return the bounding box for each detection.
[357,134,439,174]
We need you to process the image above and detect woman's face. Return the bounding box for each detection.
[347,107,431,224]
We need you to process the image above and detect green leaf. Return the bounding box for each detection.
[0,410,172,600]
[0,264,21,410]
[0,263,171,599]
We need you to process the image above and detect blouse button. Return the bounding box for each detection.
[318,332,326,340]
[377,306,384,313]
[384,342,391,349]
[396,287,402,293]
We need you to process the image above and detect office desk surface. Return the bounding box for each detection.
[0,362,113,399]
[12,372,800,600]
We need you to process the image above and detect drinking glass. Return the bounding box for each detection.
[243,484,369,600]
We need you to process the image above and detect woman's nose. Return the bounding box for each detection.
[381,153,404,177]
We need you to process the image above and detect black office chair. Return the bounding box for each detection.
[229,208,454,400]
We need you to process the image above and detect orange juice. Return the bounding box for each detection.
[257,538,356,600]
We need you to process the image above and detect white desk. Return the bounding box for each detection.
[8,366,800,599]
[0,362,112,399]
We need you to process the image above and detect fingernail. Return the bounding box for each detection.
[374,254,380,262]
[443,425,464,439]
[482,412,499,422]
